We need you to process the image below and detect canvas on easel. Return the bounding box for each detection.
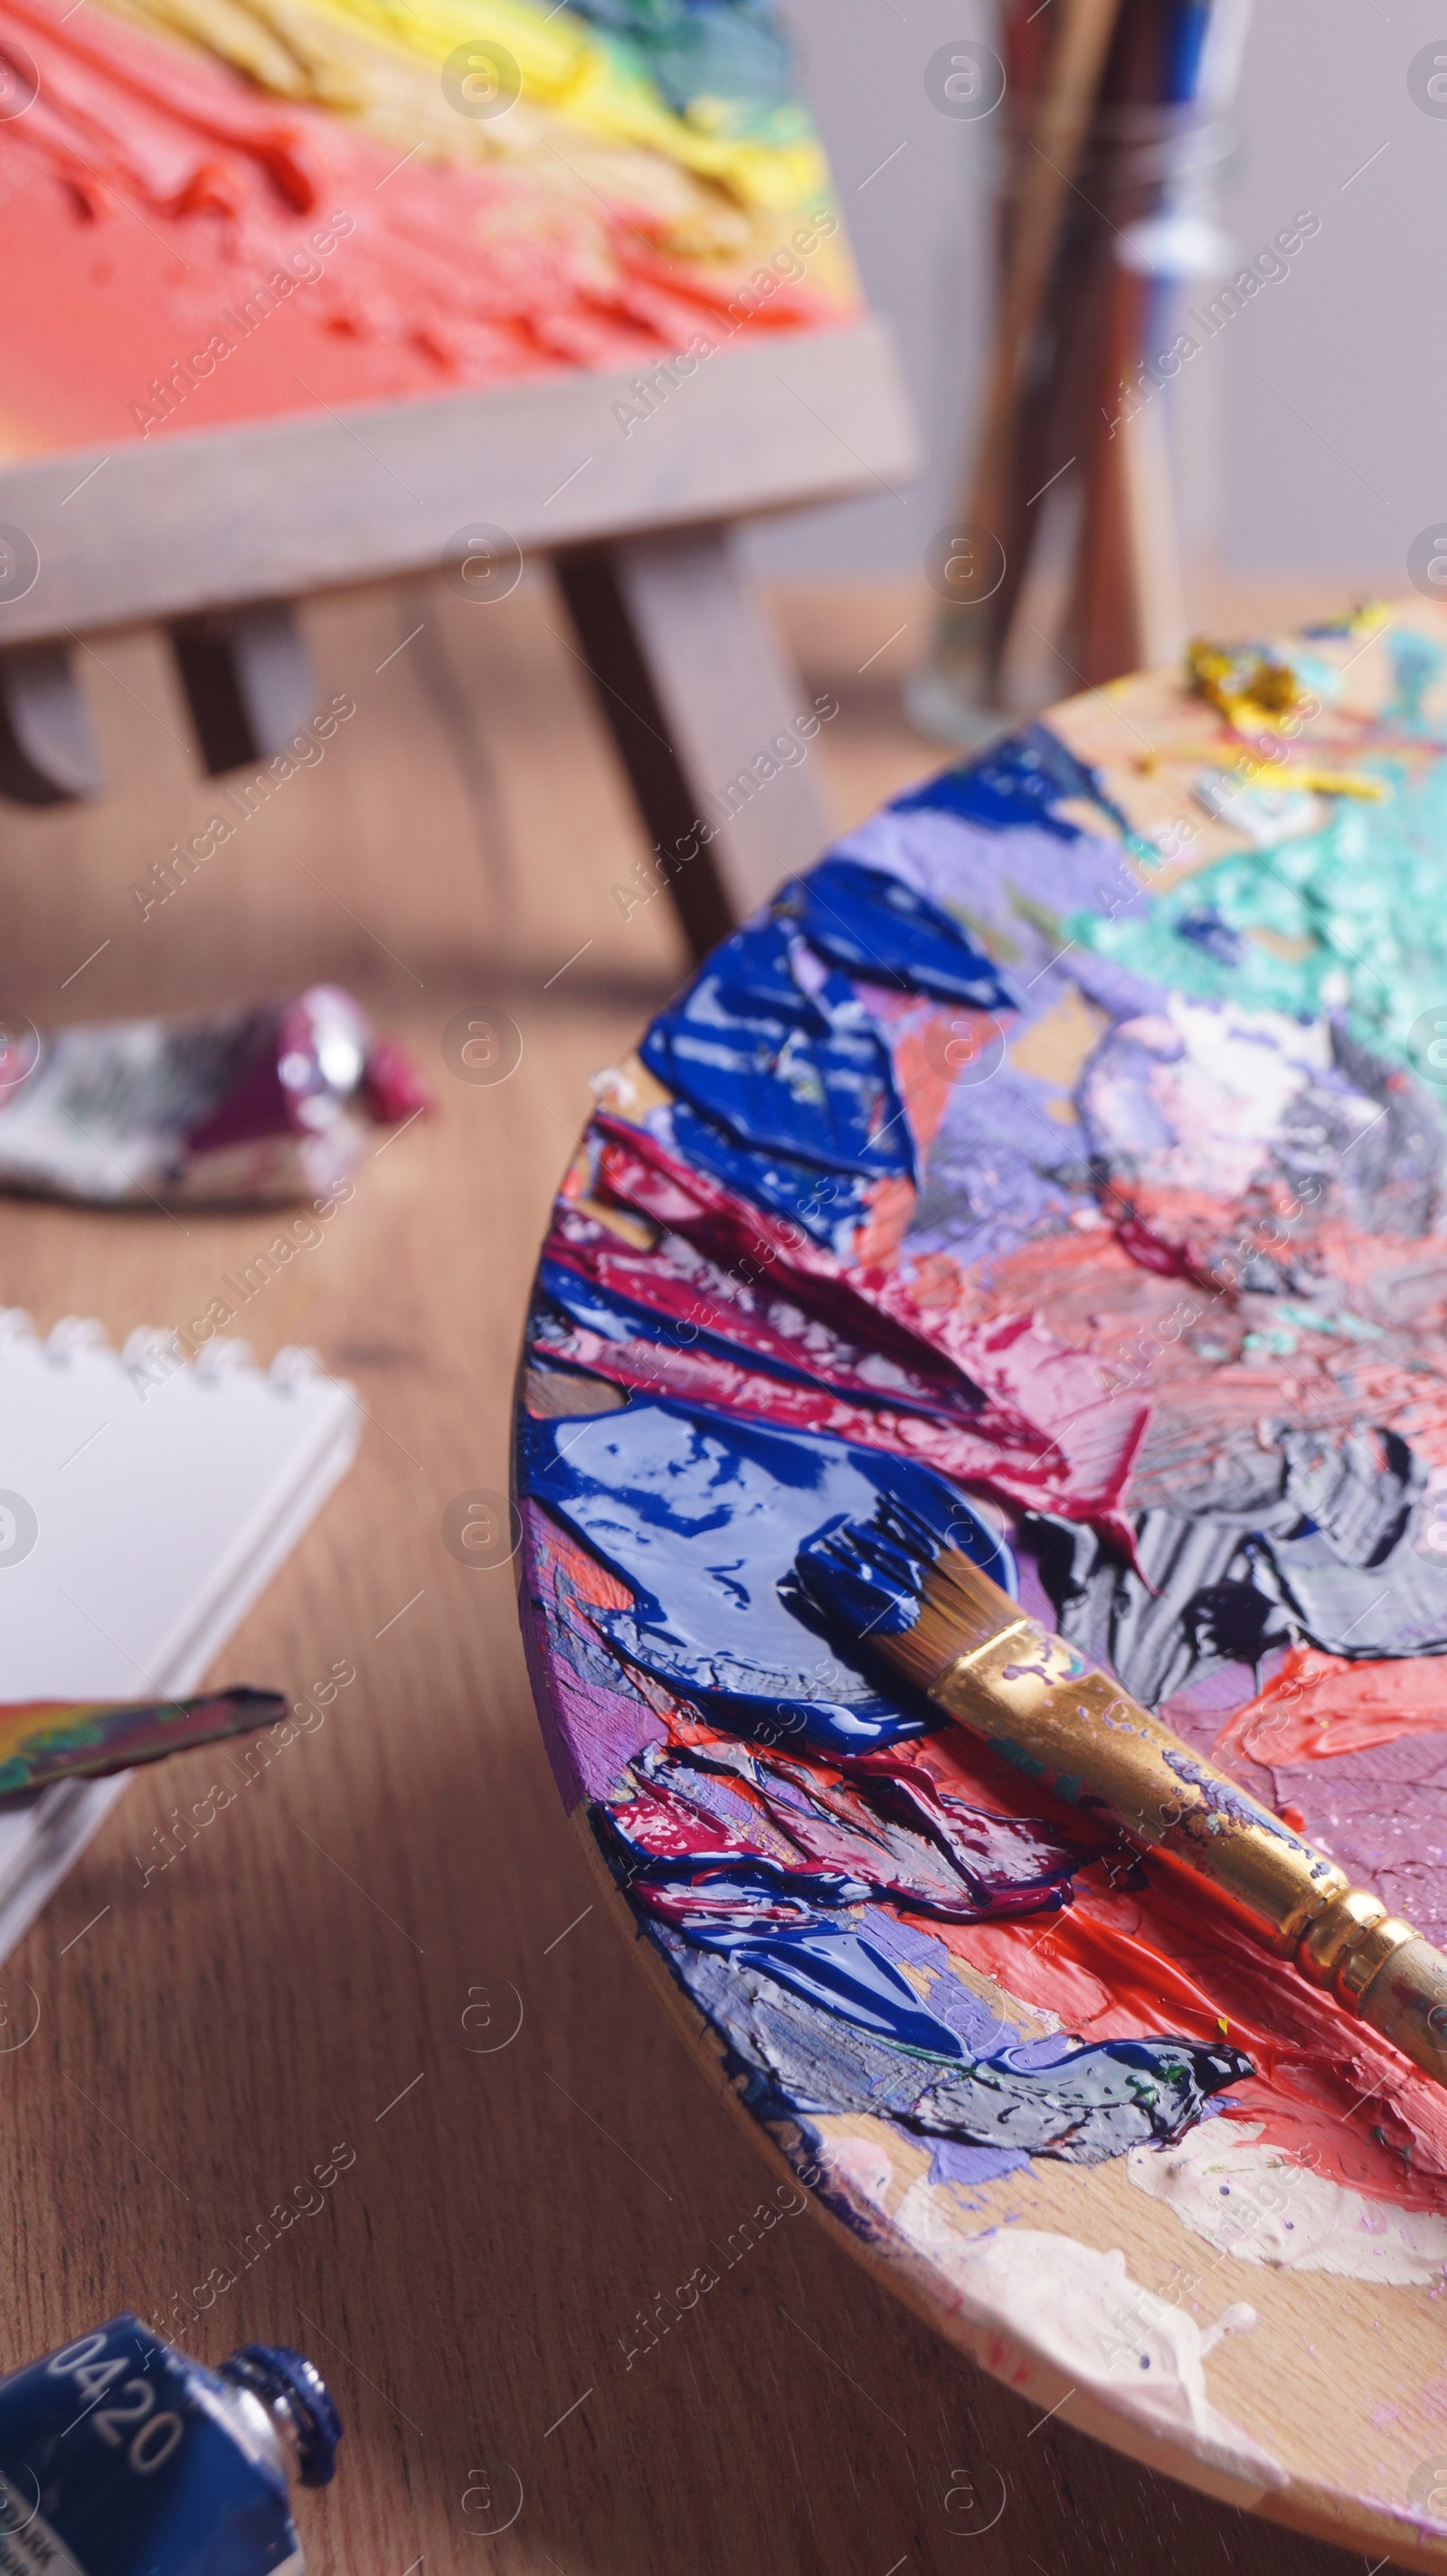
[0,0,919,946]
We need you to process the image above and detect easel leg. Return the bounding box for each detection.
[0,643,104,805]
[554,524,835,961]
[168,600,318,776]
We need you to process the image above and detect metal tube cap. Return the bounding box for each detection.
[220,2345,344,2487]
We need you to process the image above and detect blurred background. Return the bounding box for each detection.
[752,0,1423,609]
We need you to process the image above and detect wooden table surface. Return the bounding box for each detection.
[0,568,1384,2576]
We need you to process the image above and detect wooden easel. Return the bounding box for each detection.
[0,322,917,960]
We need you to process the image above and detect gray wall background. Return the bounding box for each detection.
[749,0,1442,587]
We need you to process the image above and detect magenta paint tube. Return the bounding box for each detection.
[0,2314,341,2576]
[0,986,430,1205]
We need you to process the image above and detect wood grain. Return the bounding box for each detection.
[0,572,1383,2576]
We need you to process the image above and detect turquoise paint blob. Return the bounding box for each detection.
[1386,628,1447,736]
[1067,750,1447,1079]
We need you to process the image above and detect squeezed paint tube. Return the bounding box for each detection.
[0,2315,341,2576]
[0,986,430,1205]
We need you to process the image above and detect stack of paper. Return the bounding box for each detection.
[0,1310,359,1958]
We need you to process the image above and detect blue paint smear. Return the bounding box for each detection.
[663,1102,875,1251]
[612,1829,1256,2165]
[641,915,915,1183]
[929,2136,1028,2190]
[890,722,1127,844]
[774,856,1019,1010]
[649,1914,1253,2163]
[834,804,1155,989]
[792,1488,957,1646]
[866,1909,1017,2053]
[1175,908,1245,967]
[675,1920,970,2056]
[517,1397,1014,1752]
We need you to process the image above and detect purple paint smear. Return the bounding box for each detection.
[520,1498,667,1807]
[1270,1733,1447,1950]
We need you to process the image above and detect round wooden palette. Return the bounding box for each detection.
[515,598,1447,2568]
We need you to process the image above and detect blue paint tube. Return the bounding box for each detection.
[0,2316,341,2576]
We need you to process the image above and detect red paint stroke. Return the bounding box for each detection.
[925,1210,1447,1539]
[608,1730,1078,1925]
[589,1114,1147,1544]
[532,1315,1083,1513]
[547,1205,981,1424]
[931,1892,1447,2206]
[762,1694,1447,2208]
[913,1744,1447,2204]
[1111,1213,1197,1279]
[1216,1646,1447,1766]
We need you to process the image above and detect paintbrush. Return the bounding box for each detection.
[793,1495,1447,2089]
[0,1687,287,1796]
[917,0,1126,740]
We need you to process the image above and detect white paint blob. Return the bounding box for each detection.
[1129,2118,1447,2286]
[1082,992,1373,1201]
[895,2183,1283,2495]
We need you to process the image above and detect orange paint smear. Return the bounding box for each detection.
[1216,1645,1447,1766]
[824,1005,1000,1274]
[850,1176,917,1271]
[533,1513,633,1618]
[0,0,847,455]
[880,1003,963,1164]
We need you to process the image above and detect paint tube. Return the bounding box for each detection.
[0,2315,341,2575]
[0,986,430,1205]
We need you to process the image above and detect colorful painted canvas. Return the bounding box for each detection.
[0,0,856,457]
[516,599,1447,2543]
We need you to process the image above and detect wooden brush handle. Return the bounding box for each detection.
[965,0,1125,534]
[931,1599,1447,2087]
[936,0,1125,697]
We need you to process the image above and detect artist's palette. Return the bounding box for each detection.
[515,600,1447,2565]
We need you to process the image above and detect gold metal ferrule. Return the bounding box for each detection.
[932,1612,1346,1953]
[877,1549,1447,2092]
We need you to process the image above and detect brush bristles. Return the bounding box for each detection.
[869,1546,1019,1696]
